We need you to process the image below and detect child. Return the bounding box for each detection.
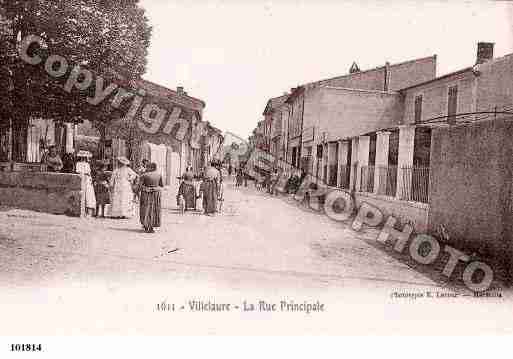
[94,162,111,218]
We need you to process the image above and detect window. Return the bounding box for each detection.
[413,127,432,167]
[0,124,9,162]
[54,122,68,155]
[12,121,27,162]
[369,134,377,166]
[414,95,423,123]
[447,85,458,123]
[303,146,313,174]
[388,131,399,166]
[316,144,323,159]
[305,146,312,157]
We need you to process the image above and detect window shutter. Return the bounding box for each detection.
[448,85,458,123]
[414,95,423,123]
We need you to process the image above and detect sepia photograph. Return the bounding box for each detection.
[0,0,512,356]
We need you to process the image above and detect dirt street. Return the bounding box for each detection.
[0,177,509,335]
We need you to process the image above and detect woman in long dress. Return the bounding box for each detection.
[235,168,243,187]
[75,151,96,216]
[199,166,219,216]
[177,166,196,211]
[109,156,138,219]
[139,162,163,233]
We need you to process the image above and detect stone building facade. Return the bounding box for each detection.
[0,78,216,216]
[282,55,436,179]
[250,42,513,276]
[263,94,289,164]
[80,80,212,187]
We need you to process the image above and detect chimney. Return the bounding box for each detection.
[177,86,184,95]
[476,42,494,64]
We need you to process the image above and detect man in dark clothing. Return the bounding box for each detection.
[243,169,248,187]
[61,153,75,173]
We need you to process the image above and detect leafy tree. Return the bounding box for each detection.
[0,0,152,127]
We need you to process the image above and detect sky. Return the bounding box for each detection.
[139,0,513,139]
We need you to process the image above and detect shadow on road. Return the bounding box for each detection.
[107,227,146,234]
[164,209,205,216]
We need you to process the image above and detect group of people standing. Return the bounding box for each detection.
[46,149,163,233]
[228,164,248,187]
[284,169,305,194]
[177,164,224,216]
[235,167,248,187]
[252,168,306,196]
[41,145,75,173]
[44,145,224,230]
[91,156,164,233]
[77,153,139,220]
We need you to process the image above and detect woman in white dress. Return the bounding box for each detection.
[75,150,96,216]
[109,156,138,219]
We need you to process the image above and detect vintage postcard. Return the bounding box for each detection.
[0,0,512,356]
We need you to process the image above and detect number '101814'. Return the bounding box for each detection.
[11,344,42,352]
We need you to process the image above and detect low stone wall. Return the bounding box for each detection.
[313,185,430,233]
[354,191,429,233]
[0,171,84,217]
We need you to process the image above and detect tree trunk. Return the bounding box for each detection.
[97,122,106,160]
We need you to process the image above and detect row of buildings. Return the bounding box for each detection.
[0,79,224,216]
[76,80,224,185]
[249,42,513,279]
